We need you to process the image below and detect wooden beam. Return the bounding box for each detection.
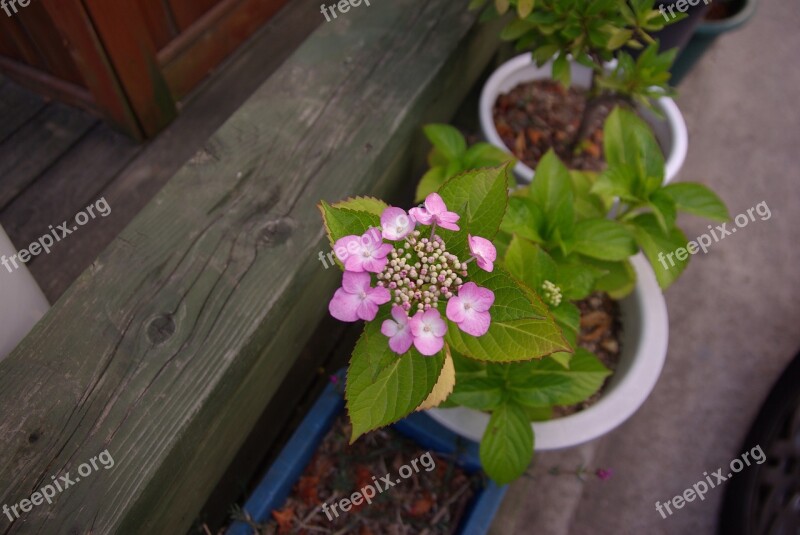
[0,1,502,533]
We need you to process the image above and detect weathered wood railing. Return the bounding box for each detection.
[0,1,502,532]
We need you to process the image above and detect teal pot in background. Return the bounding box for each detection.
[671,0,760,84]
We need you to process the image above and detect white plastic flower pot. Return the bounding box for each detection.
[479,53,688,184]
[427,254,669,451]
[0,224,49,360]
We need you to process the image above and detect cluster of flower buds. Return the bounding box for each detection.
[328,193,498,356]
[541,280,563,308]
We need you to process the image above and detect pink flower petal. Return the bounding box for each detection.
[341,271,371,294]
[365,286,391,305]
[468,235,497,272]
[409,206,433,225]
[381,207,415,240]
[328,288,361,322]
[459,282,495,312]
[455,308,491,336]
[413,333,444,356]
[356,299,380,321]
[446,296,466,323]
[381,318,400,337]
[424,193,448,215]
[382,306,413,354]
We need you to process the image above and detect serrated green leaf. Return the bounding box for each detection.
[571,218,637,261]
[629,213,688,289]
[423,124,467,162]
[582,257,637,299]
[319,201,381,250]
[480,402,533,484]
[529,150,574,241]
[507,348,611,407]
[603,107,665,196]
[346,320,445,441]
[445,267,570,362]
[463,142,515,169]
[500,196,545,243]
[661,182,730,222]
[504,235,557,291]
[333,196,388,216]
[435,165,510,258]
[448,376,504,410]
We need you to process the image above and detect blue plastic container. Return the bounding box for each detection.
[226,377,507,535]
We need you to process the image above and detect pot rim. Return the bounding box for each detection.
[427,253,669,451]
[478,53,687,185]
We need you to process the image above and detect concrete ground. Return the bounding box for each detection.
[490,0,800,533]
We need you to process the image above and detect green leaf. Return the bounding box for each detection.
[524,405,553,421]
[448,377,504,410]
[570,170,609,220]
[319,201,381,248]
[603,107,665,196]
[552,52,571,87]
[346,320,445,441]
[332,196,388,216]
[504,235,557,292]
[629,213,689,289]
[480,402,533,484]
[553,258,602,301]
[517,0,534,18]
[445,267,570,362]
[494,0,510,15]
[416,166,448,203]
[661,182,730,222]
[528,150,574,241]
[570,218,637,261]
[648,189,677,233]
[423,124,467,161]
[436,165,511,258]
[507,348,611,407]
[582,257,637,299]
[551,301,579,339]
[500,196,544,243]
[463,142,515,169]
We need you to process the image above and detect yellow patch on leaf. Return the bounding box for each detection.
[416,346,455,411]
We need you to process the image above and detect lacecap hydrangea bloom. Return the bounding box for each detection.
[328,193,497,356]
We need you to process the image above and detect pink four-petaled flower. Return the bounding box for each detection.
[409,193,460,231]
[408,308,447,356]
[380,207,415,241]
[381,305,414,354]
[329,271,391,322]
[468,234,497,272]
[334,230,392,273]
[446,282,494,337]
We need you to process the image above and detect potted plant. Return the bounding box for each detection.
[472,0,688,183]
[316,108,727,484]
[430,108,728,457]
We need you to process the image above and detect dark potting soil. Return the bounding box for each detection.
[493,79,622,172]
[552,292,623,418]
[252,414,481,535]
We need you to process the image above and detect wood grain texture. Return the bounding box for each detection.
[0,77,47,144]
[0,2,503,534]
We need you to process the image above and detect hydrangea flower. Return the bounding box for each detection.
[541,280,562,307]
[408,308,447,355]
[380,207,415,240]
[329,271,391,322]
[334,230,392,273]
[409,193,460,231]
[446,282,494,336]
[468,234,497,272]
[327,196,497,355]
[381,305,414,354]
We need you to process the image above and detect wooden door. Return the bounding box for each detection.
[0,0,290,139]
